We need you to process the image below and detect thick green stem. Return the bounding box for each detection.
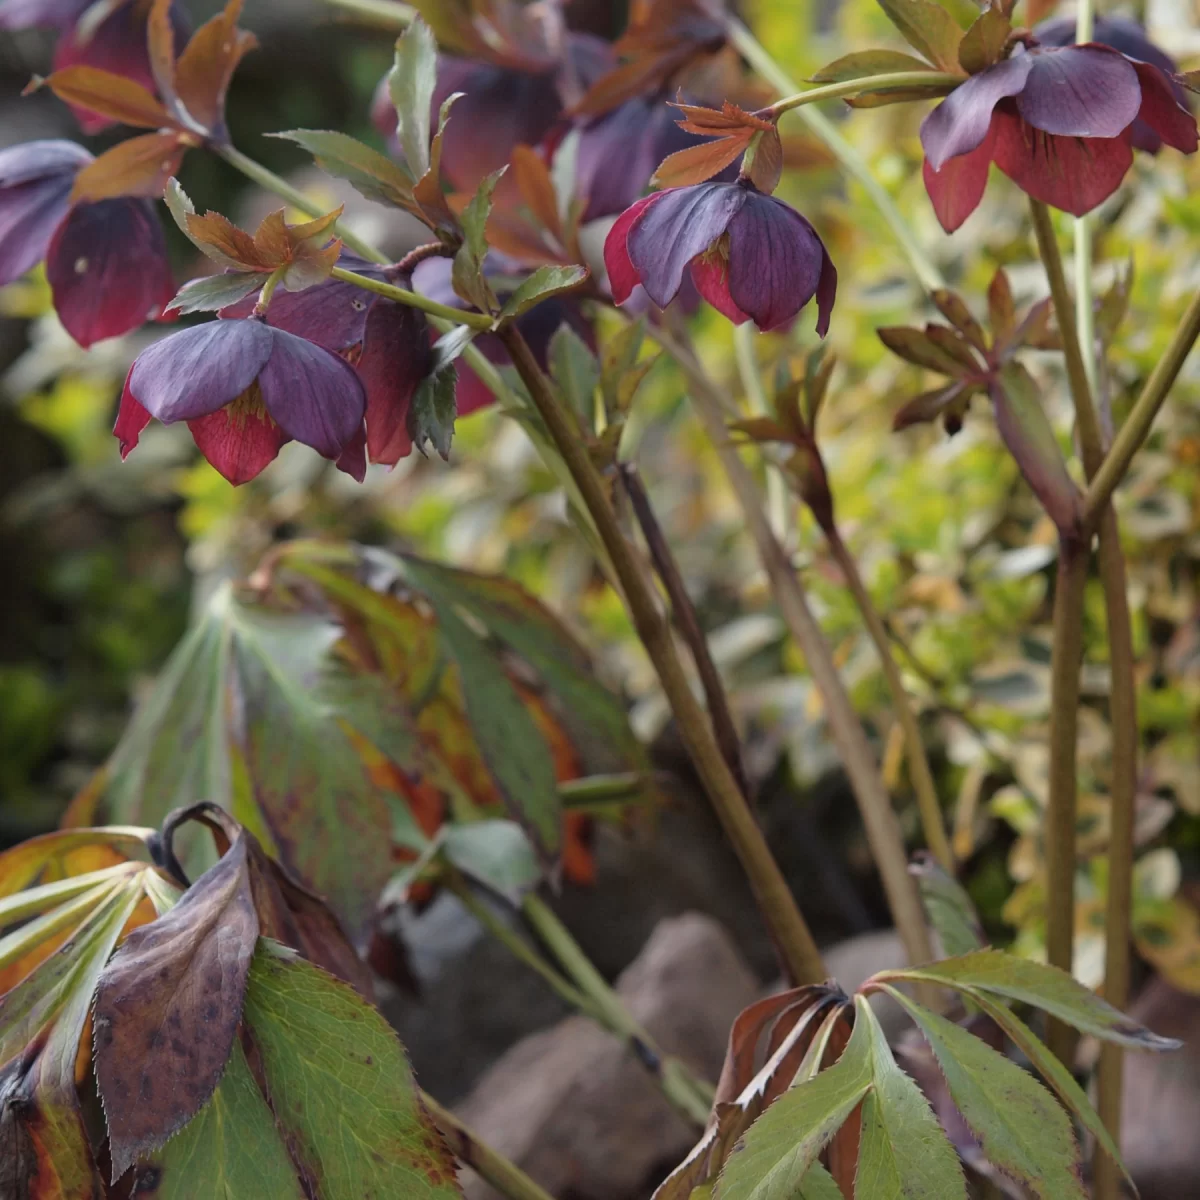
[321,0,414,29]
[726,17,945,293]
[1082,289,1200,528]
[420,1092,556,1200]
[1045,542,1088,1065]
[651,325,935,976]
[825,527,954,872]
[497,323,828,989]
[522,894,714,1123]
[331,266,493,329]
[764,70,962,116]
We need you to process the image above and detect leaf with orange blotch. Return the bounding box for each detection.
[173,0,258,140]
[34,65,174,130]
[70,131,187,202]
[651,127,752,188]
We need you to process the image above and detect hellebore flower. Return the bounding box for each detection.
[1033,16,1190,153]
[921,41,1197,232]
[0,139,174,346]
[412,254,594,415]
[373,34,612,196]
[115,319,367,485]
[572,92,738,222]
[604,180,837,334]
[0,0,188,133]
[221,258,433,467]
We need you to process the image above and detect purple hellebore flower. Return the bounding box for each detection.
[412,254,595,414]
[604,180,837,335]
[920,40,1197,232]
[0,139,174,347]
[0,0,188,134]
[372,34,612,198]
[571,92,738,222]
[220,257,433,467]
[115,319,368,486]
[1033,15,1190,153]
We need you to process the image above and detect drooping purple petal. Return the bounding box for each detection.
[602,192,662,305]
[813,246,838,339]
[627,182,749,310]
[1130,60,1198,154]
[1016,45,1140,138]
[725,191,830,333]
[923,122,997,233]
[0,0,88,30]
[991,109,1132,216]
[0,141,87,284]
[358,297,430,465]
[113,387,152,459]
[1035,16,1178,74]
[187,393,289,486]
[257,327,366,459]
[45,198,176,347]
[921,56,1033,171]
[127,320,275,423]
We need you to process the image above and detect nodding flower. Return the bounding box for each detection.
[605,179,836,334]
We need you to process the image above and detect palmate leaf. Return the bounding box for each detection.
[909,853,985,958]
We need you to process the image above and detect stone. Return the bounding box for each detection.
[452,913,760,1200]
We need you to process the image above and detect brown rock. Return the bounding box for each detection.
[453,913,759,1200]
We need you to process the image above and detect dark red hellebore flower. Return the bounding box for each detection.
[221,257,433,467]
[115,319,367,485]
[921,40,1197,232]
[0,139,174,346]
[604,180,837,334]
[0,0,188,133]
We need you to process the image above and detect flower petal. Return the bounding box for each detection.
[128,320,275,423]
[1017,46,1140,138]
[1130,60,1198,154]
[1035,16,1177,75]
[922,121,997,233]
[45,198,176,347]
[222,271,375,350]
[814,245,838,339]
[335,425,367,482]
[603,192,662,305]
[112,383,152,459]
[920,56,1033,171]
[0,138,90,187]
[187,390,288,485]
[0,0,87,31]
[358,297,430,465]
[726,192,829,333]
[690,257,751,325]
[258,327,366,458]
[991,109,1132,215]
[627,182,749,310]
[0,140,88,283]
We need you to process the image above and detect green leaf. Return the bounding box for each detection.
[877,949,1180,1049]
[409,358,459,460]
[797,1165,845,1200]
[169,271,261,315]
[242,943,462,1199]
[404,585,562,863]
[386,551,645,775]
[224,597,394,939]
[882,988,1087,1200]
[272,130,416,211]
[600,317,646,414]
[957,5,1011,74]
[930,290,987,354]
[909,853,984,957]
[853,995,967,1200]
[389,17,437,182]
[550,323,600,429]
[877,326,974,377]
[498,265,590,323]
[714,1007,872,1200]
[452,168,504,312]
[810,49,935,82]
[989,363,1082,535]
[144,1041,306,1200]
[876,0,965,72]
[443,820,540,903]
[964,989,1134,1195]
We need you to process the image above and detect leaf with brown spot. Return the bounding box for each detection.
[70,132,187,203]
[36,65,175,130]
[93,835,258,1179]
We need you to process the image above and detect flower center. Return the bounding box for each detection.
[224,382,275,430]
